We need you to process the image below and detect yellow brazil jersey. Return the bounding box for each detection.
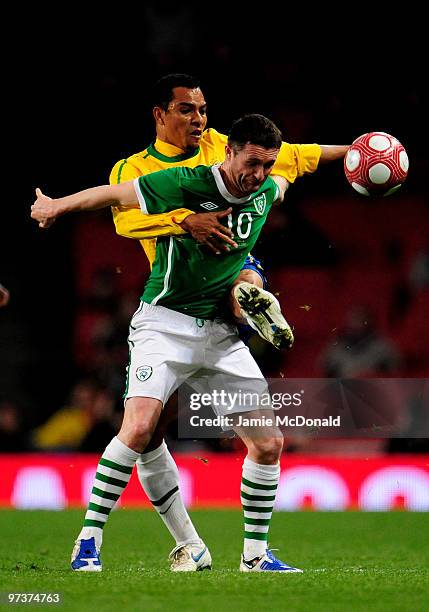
[109,128,321,267]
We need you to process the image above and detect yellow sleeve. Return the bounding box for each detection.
[271,143,322,183]
[109,159,194,240]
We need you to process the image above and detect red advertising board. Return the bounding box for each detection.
[1,454,429,511]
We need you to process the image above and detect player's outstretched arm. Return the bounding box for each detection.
[114,206,237,250]
[110,158,194,241]
[31,182,138,228]
[319,145,349,162]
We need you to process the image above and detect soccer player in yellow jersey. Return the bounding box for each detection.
[105,74,348,571]
[32,112,351,573]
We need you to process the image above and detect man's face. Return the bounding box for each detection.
[155,87,208,151]
[227,144,280,195]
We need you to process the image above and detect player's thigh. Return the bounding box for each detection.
[204,326,270,415]
[208,324,265,382]
[126,327,195,405]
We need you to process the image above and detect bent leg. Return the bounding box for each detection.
[230,269,264,322]
[136,392,202,551]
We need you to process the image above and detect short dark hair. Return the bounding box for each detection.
[151,73,201,111]
[228,114,282,151]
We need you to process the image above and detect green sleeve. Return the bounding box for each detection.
[134,168,185,214]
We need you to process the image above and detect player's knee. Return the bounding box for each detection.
[236,269,263,288]
[119,398,162,451]
[129,419,154,441]
[252,436,283,464]
[236,269,264,288]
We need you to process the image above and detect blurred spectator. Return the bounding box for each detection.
[0,399,29,452]
[385,391,429,453]
[409,240,429,292]
[388,237,429,328]
[32,379,99,451]
[85,267,121,314]
[78,388,120,453]
[89,290,141,396]
[387,237,429,372]
[320,306,401,378]
[74,266,123,369]
[0,283,10,307]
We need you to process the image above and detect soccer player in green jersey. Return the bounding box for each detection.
[103,73,347,572]
[32,114,305,572]
[33,74,349,573]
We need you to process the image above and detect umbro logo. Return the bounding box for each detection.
[200,202,218,210]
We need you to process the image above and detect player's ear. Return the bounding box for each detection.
[225,144,232,160]
[153,106,165,126]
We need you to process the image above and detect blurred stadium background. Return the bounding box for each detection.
[1,9,428,512]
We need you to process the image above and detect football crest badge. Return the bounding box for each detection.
[253,194,266,215]
[136,366,153,382]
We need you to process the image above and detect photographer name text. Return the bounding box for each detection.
[189,415,341,428]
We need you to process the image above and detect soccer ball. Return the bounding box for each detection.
[344,132,409,196]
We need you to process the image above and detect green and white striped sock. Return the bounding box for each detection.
[78,437,139,547]
[241,456,280,560]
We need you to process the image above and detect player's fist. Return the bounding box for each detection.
[31,187,56,228]
[0,284,10,307]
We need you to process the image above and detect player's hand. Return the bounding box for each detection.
[179,208,238,254]
[30,188,57,229]
[0,284,10,307]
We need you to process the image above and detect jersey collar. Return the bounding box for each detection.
[211,164,253,204]
[148,139,200,163]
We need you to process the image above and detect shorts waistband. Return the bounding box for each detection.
[141,301,224,328]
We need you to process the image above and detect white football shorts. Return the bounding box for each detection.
[124,301,268,416]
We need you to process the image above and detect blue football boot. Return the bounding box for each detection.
[240,549,302,572]
[71,537,102,572]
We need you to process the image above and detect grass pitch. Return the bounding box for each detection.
[0,509,428,611]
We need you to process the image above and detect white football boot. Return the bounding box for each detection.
[169,540,212,572]
[234,282,294,350]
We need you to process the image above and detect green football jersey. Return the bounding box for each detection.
[134,164,280,319]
